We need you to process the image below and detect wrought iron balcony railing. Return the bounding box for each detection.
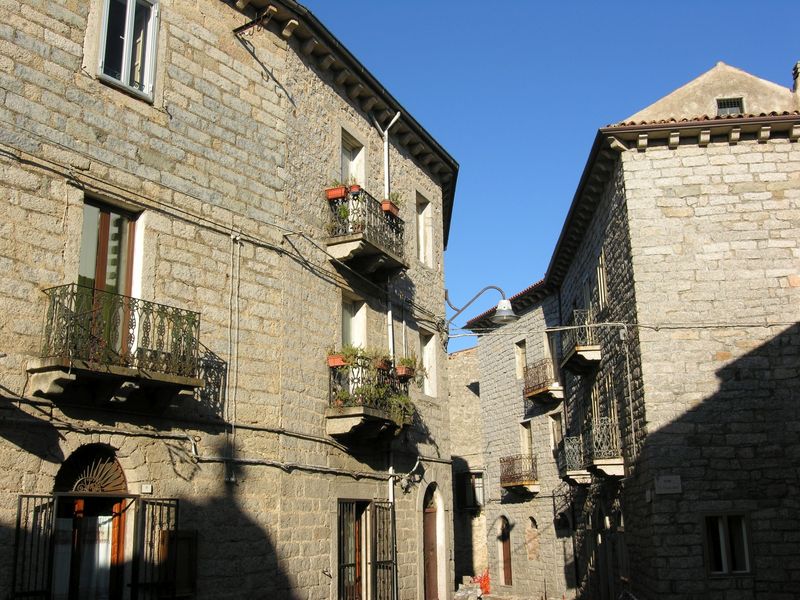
[584,417,621,462]
[523,358,558,398]
[556,436,585,474]
[40,283,200,379]
[561,309,598,356]
[328,355,412,426]
[327,188,404,258]
[499,453,538,487]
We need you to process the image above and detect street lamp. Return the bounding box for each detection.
[445,285,519,330]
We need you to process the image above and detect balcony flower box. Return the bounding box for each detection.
[325,185,348,201]
[349,184,361,193]
[381,199,399,217]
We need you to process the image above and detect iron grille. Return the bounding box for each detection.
[499,453,538,487]
[338,501,361,600]
[327,188,404,258]
[523,358,556,397]
[556,436,584,472]
[328,356,412,425]
[561,309,598,358]
[584,417,621,461]
[132,498,179,600]
[716,97,743,116]
[372,501,395,600]
[12,495,55,599]
[40,283,200,378]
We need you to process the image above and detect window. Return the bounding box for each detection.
[455,472,484,510]
[79,201,137,295]
[99,0,159,98]
[549,412,563,451]
[596,248,608,311]
[520,421,533,456]
[420,331,436,396]
[514,340,526,380]
[341,130,365,186]
[704,514,750,575]
[342,296,366,348]
[338,500,395,599]
[416,193,432,267]
[716,97,744,117]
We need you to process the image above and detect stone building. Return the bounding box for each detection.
[0,1,459,598]
[459,61,800,599]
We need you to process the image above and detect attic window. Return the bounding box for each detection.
[716,98,743,117]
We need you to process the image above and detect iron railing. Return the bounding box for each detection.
[561,309,598,358]
[40,283,200,379]
[328,355,412,425]
[327,188,404,258]
[524,358,557,396]
[584,417,621,461]
[556,436,585,474]
[499,453,538,487]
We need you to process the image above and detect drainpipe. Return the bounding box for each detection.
[373,111,402,361]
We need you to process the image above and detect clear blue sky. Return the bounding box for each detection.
[302,0,799,351]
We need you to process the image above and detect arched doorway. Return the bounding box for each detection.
[423,485,439,600]
[53,444,129,600]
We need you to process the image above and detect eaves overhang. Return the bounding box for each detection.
[465,110,800,334]
[224,0,460,247]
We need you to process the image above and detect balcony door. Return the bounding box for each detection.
[422,487,438,600]
[76,202,137,363]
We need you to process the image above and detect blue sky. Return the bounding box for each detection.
[302,1,799,350]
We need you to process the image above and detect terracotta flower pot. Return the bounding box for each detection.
[381,199,399,217]
[327,354,347,368]
[395,365,415,381]
[349,184,361,193]
[325,186,348,201]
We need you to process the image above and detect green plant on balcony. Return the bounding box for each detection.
[396,353,426,385]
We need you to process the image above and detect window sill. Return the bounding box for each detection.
[98,73,154,104]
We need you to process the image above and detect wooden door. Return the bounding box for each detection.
[500,517,512,585]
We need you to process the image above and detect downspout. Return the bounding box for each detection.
[373,111,402,360]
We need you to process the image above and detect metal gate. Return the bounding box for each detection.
[372,501,395,600]
[12,494,180,600]
[11,495,55,599]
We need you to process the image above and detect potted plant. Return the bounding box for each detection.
[386,393,415,428]
[325,179,348,201]
[327,352,347,368]
[395,354,420,381]
[370,350,392,372]
[348,177,361,194]
[326,344,360,368]
[381,191,402,217]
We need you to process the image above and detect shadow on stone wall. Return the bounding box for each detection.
[603,323,800,600]
[2,439,300,599]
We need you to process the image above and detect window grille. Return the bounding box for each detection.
[716,98,743,116]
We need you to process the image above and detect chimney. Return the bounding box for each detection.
[794,61,800,93]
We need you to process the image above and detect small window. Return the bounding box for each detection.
[455,472,484,510]
[704,514,750,575]
[716,97,744,117]
[341,296,365,348]
[416,193,433,267]
[514,340,526,380]
[341,130,364,186]
[596,249,608,311]
[549,412,563,451]
[420,331,436,396]
[99,0,159,98]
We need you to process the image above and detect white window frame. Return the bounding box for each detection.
[98,0,159,101]
[703,514,751,576]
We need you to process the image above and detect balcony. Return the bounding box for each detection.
[325,187,407,275]
[560,309,601,373]
[499,453,539,493]
[523,358,563,403]
[326,352,414,440]
[556,437,591,485]
[27,283,202,403]
[584,417,624,477]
